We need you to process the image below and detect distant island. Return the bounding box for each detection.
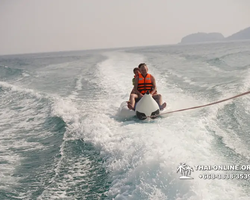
[180,26,250,44]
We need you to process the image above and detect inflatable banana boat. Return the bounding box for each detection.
[118,91,162,120]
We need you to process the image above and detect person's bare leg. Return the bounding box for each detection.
[127,94,138,110]
[160,102,167,110]
[153,94,166,110]
[153,94,162,105]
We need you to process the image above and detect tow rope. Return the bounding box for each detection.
[160,90,250,115]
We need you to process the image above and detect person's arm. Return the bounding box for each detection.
[133,76,143,97]
[150,75,157,95]
[132,77,135,85]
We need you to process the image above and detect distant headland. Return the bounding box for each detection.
[180,26,250,44]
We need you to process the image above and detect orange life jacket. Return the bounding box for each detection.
[137,73,153,94]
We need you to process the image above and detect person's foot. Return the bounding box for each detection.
[160,102,167,111]
[127,102,134,110]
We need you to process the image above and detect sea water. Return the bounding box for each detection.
[0,41,250,199]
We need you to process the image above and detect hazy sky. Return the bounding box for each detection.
[1,0,249,55]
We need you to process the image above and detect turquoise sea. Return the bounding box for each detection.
[0,41,250,200]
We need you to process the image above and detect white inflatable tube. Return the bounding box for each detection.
[135,92,160,120]
[117,91,161,120]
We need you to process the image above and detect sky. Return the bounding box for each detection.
[0,0,250,55]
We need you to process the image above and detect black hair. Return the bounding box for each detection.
[138,63,146,68]
[133,68,140,73]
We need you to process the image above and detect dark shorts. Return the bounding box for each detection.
[135,97,141,103]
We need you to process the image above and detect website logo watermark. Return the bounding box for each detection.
[176,163,194,180]
[177,163,250,180]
